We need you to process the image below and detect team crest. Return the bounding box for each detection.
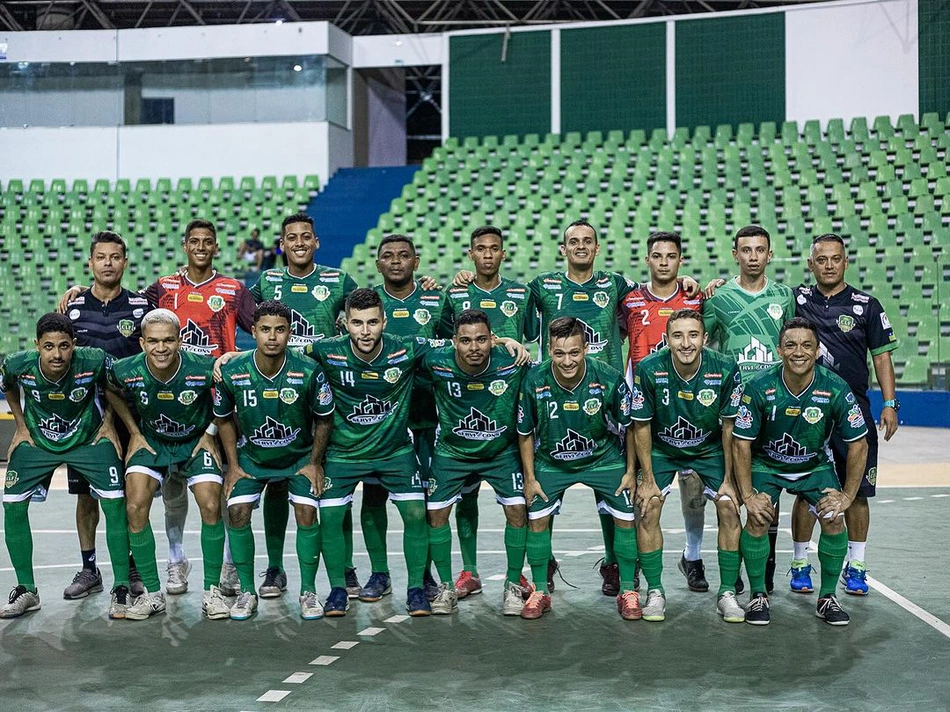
[767,303,783,320]
[279,388,298,404]
[697,389,717,407]
[802,406,824,425]
[384,367,402,384]
[207,295,226,313]
[583,398,602,416]
[312,285,330,301]
[178,390,197,406]
[489,380,508,396]
[413,308,431,326]
[69,387,88,403]
[837,315,855,333]
[117,319,135,338]
[867,466,878,486]
[593,291,610,309]
[5,469,18,487]
[500,300,518,318]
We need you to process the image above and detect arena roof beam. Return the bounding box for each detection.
[80,0,115,28]
[0,3,25,30]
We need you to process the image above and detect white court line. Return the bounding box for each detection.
[867,575,950,640]
[384,614,409,623]
[358,626,385,636]
[309,656,339,666]
[331,641,359,650]
[282,673,312,684]
[256,690,291,703]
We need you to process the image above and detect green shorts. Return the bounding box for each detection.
[752,465,842,517]
[428,450,525,510]
[528,464,634,522]
[126,440,222,489]
[4,440,123,504]
[652,450,726,499]
[321,450,424,509]
[227,451,318,509]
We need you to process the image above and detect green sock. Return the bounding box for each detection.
[613,526,639,592]
[504,524,527,585]
[455,492,479,575]
[428,524,453,583]
[717,549,740,596]
[227,523,256,592]
[262,486,289,570]
[100,498,130,588]
[638,548,664,594]
[342,506,355,570]
[201,520,225,590]
[320,505,348,589]
[3,502,35,590]
[394,500,428,589]
[526,528,552,594]
[296,521,321,595]
[361,504,390,574]
[598,511,617,565]
[817,529,849,597]
[740,529,770,594]
[128,524,161,592]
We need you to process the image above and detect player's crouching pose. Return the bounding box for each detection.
[630,310,745,623]
[1,314,131,619]
[517,317,640,621]
[106,309,228,620]
[214,300,334,621]
[733,317,868,626]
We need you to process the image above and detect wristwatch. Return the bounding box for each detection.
[882,398,901,412]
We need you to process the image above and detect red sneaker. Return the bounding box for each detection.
[617,590,642,621]
[453,571,483,599]
[520,586,552,620]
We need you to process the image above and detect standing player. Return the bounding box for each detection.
[106,309,228,620]
[1,314,131,619]
[704,225,795,591]
[62,231,149,601]
[423,309,530,615]
[517,317,640,621]
[214,300,334,621]
[733,318,868,626]
[788,234,899,595]
[629,310,745,623]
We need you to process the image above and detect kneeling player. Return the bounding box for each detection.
[215,301,334,621]
[518,317,639,621]
[423,310,530,615]
[106,309,227,620]
[1,314,131,619]
[733,318,868,626]
[630,310,744,623]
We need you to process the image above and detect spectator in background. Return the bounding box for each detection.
[238,228,265,275]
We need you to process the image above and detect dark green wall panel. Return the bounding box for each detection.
[919,0,950,116]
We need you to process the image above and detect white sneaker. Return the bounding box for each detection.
[717,591,745,623]
[126,591,167,621]
[109,585,131,620]
[218,563,240,597]
[502,582,526,616]
[166,558,191,596]
[299,591,325,620]
[430,582,458,615]
[1,586,41,618]
[202,586,231,620]
[642,589,666,622]
[230,591,258,620]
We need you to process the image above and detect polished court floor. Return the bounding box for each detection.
[1,427,948,711]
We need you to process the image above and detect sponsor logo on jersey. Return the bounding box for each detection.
[178,390,197,406]
[631,387,645,410]
[735,405,753,429]
[48,392,65,400]
[764,433,812,465]
[729,384,743,408]
[5,469,18,487]
[853,305,864,316]
[658,308,674,318]
[583,398,601,416]
[767,303,783,320]
[847,404,866,429]
[577,320,608,354]
[620,392,631,416]
[535,385,552,399]
[738,337,776,367]
[68,309,81,320]
[413,308,431,326]
[393,309,410,319]
[467,383,485,391]
[659,416,709,448]
[263,390,279,399]
[158,391,174,400]
[845,392,855,404]
[347,395,398,425]
[249,416,301,448]
[837,315,855,333]
[593,291,610,309]
[851,292,870,303]
[551,429,596,461]
[677,391,694,401]
[452,407,507,441]
[703,378,722,386]
[286,377,304,385]
[697,389,716,407]
[384,367,402,384]
[361,372,379,380]
[880,312,892,329]
[572,293,589,302]
[318,382,333,406]
[291,285,308,293]
[207,295,225,313]
[180,320,218,357]
[500,300,518,317]
[785,407,801,416]
[431,365,454,379]
[479,300,496,309]
[796,294,807,306]
[289,309,321,346]
[150,412,195,438]
[588,383,604,395]
[489,380,508,396]
[802,406,824,424]
[69,387,88,402]
[279,388,298,404]
[185,377,207,386]
[187,293,204,303]
[215,288,236,296]
[563,402,579,411]
[38,414,80,442]
[117,319,135,338]
[867,466,877,486]
[131,308,144,319]
[312,285,331,302]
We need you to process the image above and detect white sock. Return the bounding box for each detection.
[792,541,810,561]
[848,541,867,564]
[223,529,234,565]
[683,513,705,561]
[163,477,189,564]
[680,475,706,561]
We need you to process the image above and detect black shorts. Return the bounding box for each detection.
[829,398,878,498]
[68,420,130,496]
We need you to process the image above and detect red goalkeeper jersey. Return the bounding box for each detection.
[622,284,703,371]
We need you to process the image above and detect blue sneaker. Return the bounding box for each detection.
[423,568,439,602]
[358,572,392,603]
[841,561,869,596]
[406,587,431,617]
[788,559,814,594]
[324,586,350,617]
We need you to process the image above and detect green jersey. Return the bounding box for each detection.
[250,265,358,346]
[108,350,214,446]
[703,277,796,382]
[0,347,110,453]
[306,333,437,462]
[213,349,333,469]
[424,345,527,461]
[630,347,743,459]
[732,364,868,478]
[528,270,636,372]
[517,357,632,472]
[445,277,540,342]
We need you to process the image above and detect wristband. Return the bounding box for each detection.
[205,423,218,436]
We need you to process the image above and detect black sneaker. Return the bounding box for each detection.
[598,559,620,597]
[816,595,851,626]
[423,568,440,602]
[129,566,146,598]
[735,575,745,595]
[745,592,771,626]
[547,558,559,593]
[677,554,710,592]
[258,566,288,599]
[765,556,776,594]
[406,587,431,617]
[344,567,361,600]
[324,586,350,617]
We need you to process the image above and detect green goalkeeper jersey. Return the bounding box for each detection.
[1,347,110,453]
[445,276,540,342]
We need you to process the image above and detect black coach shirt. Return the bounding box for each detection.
[66,288,151,358]
[794,284,898,398]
